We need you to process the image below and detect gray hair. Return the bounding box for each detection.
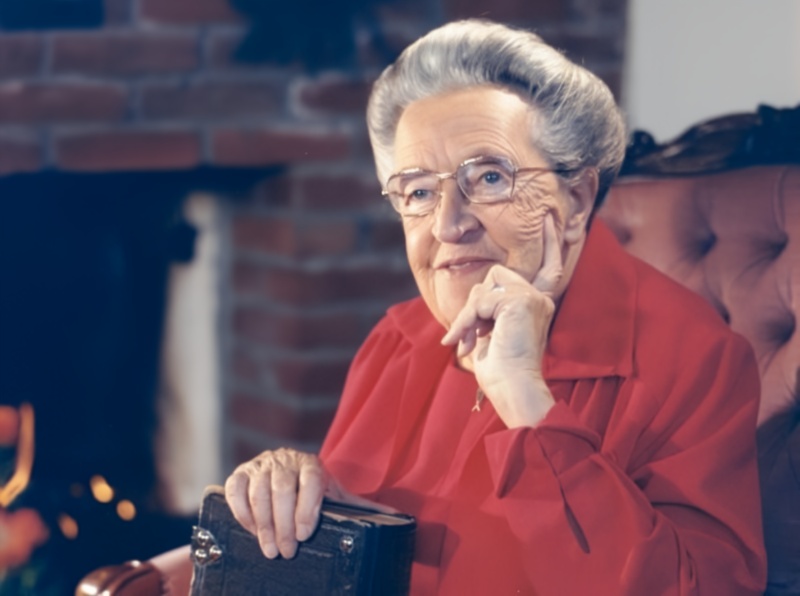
[366,19,627,207]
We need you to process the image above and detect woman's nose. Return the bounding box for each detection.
[431,180,479,242]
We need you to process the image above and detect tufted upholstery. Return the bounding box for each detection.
[599,163,800,595]
[600,165,800,424]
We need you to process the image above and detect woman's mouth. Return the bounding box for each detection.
[436,258,495,274]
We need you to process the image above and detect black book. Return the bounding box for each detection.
[190,485,416,596]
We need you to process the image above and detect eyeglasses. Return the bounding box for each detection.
[381,155,573,217]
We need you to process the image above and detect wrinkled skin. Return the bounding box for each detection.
[225,86,598,559]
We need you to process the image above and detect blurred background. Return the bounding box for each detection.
[0,0,796,592]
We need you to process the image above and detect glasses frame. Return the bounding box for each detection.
[381,155,574,217]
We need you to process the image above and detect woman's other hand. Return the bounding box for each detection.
[224,448,327,559]
[441,211,561,428]
[224,448,393,559]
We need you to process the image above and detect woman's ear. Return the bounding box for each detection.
[562,168,598,245]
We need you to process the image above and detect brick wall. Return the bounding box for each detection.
[0,0,628,473]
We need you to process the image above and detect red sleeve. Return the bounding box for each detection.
[483,334,766,595]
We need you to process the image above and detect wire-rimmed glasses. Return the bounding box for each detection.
[381,155,572,217]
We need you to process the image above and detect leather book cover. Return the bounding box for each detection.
[190,485,416,596]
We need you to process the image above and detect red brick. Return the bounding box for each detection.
[442,0,565,21]
[206,31,253,71]
[0,136,42,174]
[255,266,416,306]
[357,26,419,69]
[297,220,356,256]
[52,33,198,76]
[233,308,362,350]
[139,0,241,24]
[249,173,295,208]
[55,130,202,171]
[141,81,281,121]
[233,216,296,254]
[0,82,126,124]
[298,77,373,114]
[233,215,356,257]
[368,218,406,251]
[231,261,264,296]
[231,262,417,306]
[231,436,264,466]
[230,393,337,442]
[231,347,261,384]
[0,36,43,78]
[274,359,351,396]
[212,129,350,167]
[299,174,382,210]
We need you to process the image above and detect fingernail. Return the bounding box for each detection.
[262,542,279,559]
[280,541,298,559]
[296,522,312,541]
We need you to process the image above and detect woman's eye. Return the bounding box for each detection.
[406,188,433,202]
[481,170,502,184]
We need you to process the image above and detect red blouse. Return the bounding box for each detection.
[320,221,767,595]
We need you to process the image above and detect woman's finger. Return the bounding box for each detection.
[441,286,483,346]
[224,470,256,535]
[248,465,279,558]
[294,455,326,542]
[532,211,563,297]
[442,266,525,349]
[270,459,300,558]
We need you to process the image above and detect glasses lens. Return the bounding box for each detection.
[459,158,514,202]
[387,172,440,215]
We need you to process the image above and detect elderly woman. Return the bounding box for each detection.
[226,20,766,594]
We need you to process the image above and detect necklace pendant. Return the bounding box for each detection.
[472,389,485,413]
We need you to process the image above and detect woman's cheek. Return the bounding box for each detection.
[509,191,563,243]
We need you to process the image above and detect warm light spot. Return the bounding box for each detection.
[89,475,114,503]
[0,406,19,446]
[116,500,136,521]
[58,513,78,539]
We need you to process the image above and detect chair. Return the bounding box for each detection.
[598,103,800,595]
[77,105,800,595]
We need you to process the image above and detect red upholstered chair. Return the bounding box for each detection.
[76,105,800,595]
[598,104,800,596]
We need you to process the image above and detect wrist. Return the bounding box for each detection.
[484,373,555,429]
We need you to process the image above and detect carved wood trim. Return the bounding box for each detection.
[619,104,800,178]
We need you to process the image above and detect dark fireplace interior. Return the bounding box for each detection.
[0,169,257,592]
[1,172,190,591]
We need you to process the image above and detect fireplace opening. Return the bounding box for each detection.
[0,167,261,592]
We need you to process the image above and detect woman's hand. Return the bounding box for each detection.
[441,212,562,428]
[225,448,326,560]
[225,448,393,559]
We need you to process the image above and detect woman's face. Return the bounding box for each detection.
[392,86,582,330]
